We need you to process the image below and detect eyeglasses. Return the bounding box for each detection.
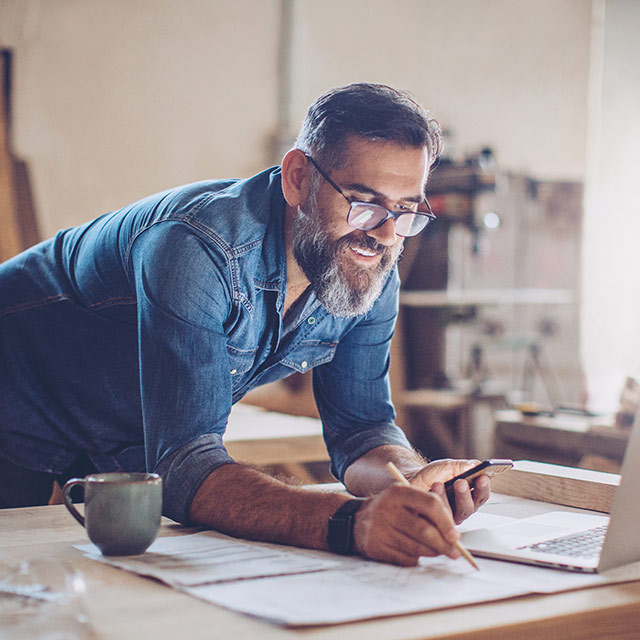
[305,154,435,237]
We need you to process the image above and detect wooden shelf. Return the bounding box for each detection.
[400,288,575,308]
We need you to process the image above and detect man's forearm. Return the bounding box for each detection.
[188,463,349,550]
[187,454,479,567]
[343,444,427,496]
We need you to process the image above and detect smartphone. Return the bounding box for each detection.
[444,459,513,509]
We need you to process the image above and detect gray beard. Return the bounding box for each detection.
[291,204,402,318]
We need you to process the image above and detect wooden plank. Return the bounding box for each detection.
[493,410,629,470]
[399,288,574,308]
[489,460,619,513]
[223,403,328,466]
[224,434,327,465]
[0,51,22,261]
[402,388,469,410]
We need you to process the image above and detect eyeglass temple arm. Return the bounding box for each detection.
[307,151,435,219]
[305,154,343,192]
[417,198,436,218]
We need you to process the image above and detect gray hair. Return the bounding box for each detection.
[294,83,443,172]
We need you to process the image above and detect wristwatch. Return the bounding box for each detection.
[327,499,365,555]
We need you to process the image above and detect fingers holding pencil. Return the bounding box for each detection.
[350,462,478,568]
[352,485,468,567]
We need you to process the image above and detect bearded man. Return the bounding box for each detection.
[0,83,489,565]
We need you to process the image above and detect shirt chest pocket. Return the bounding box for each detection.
[281,339,338,374]
[226,344,258,377]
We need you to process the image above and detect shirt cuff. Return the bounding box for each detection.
[154,433,235,524]
[327,422,412,482]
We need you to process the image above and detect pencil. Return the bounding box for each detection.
[385,461,480,571]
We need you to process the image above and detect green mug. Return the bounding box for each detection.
[63,472,162,556]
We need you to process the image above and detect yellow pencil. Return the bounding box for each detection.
[385,461,480,571]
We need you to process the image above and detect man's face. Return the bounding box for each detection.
[292,136,429,317]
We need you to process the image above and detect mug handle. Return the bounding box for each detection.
[62,477,86,527]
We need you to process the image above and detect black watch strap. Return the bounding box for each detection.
[327,499,365,555]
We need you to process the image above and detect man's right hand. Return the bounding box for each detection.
[351,483,462,566]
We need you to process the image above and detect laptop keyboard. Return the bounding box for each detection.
[521,524,608,559]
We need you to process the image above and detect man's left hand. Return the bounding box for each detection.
[407,459,490,524]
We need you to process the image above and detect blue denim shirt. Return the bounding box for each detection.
[0,166,411,522]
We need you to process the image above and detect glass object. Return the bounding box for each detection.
[0,558,93,639]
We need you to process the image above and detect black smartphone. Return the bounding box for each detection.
[444,459,513,509]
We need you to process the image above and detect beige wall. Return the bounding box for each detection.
[0,0,281,236]
[291,0,592,180]
[581,0,640,411]
[0,0,592,238]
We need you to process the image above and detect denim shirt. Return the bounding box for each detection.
[0,166,411,522]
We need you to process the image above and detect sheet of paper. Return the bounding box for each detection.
[184,553,607,626]
[76,530,339,586]
[77,525,640,627]
[457,511,515,532]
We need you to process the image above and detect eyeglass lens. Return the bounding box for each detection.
[347,203,430,237]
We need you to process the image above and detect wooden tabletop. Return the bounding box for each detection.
[494,409,629,468]
[2,497,640,639]
[224,403,328,465]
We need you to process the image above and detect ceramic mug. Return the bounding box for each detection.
[62,472,162,556]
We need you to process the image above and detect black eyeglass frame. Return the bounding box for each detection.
[304,153,436,237]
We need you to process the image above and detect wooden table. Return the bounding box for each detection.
[493,409,629,471]
[3,494,640,639]
[224,403,328,482]
[402,385,505,459]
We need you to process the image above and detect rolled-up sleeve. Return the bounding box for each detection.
[313,269,413,481]
[154,433,234,523]
[129,221,236,523]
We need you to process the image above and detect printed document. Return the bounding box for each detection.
[76,523,628,626]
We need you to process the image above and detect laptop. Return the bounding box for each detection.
[460,409,640,573]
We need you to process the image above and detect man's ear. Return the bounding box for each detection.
[281,148,311,207]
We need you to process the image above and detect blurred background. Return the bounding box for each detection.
[1,0,639,471]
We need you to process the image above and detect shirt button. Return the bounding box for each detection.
[307,316,316,325]
[230,369,237,375]
[301,361,308,369]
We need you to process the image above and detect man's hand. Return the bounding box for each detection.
[343,447,491,564]
[352,483,461,566]
[407,459,490,524]
[344,446,491,527]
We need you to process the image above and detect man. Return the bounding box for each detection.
[0,83,489,566]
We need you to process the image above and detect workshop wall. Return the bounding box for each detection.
[0,0,592,237]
